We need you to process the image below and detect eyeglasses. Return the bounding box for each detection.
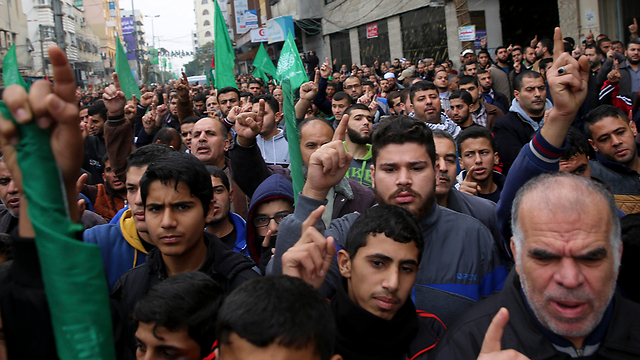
[253,211,292,228]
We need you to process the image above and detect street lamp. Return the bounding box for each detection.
[145,14,160,49]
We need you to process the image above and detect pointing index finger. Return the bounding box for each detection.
[480,307,510,354]
[113,73,122,92]
[48,46,77,103]
[333,114,349,142]
[301,206,325,236]
[464,166,476,182]
[553,27,564,62]
[614,59,620,71]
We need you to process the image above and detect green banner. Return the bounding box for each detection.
[252,43,276,84]
[282,79,304,203]
[2,44,29,91]
[214,0,237,89]
[0,48,115,360]
[115,35,141,99]
[275,32,307,90]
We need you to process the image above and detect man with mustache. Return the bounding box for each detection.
[493,71,553,175]
[343,104,374,188]
[271,115,507,327]
[410,81,461,138]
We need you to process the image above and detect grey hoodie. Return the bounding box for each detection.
[257,129,290,166]
[508,97,553,132]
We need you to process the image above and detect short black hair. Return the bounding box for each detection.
[251,94,279,114]
[182,115,201,125]
[140,151,213,215]
[88,100,107,121]
[217,275,336,360]
[248,79,261,86]
[126,143,175,171]
[217,87,240,102]
[458,75,478,88]
[332,91,352,104]
[597,37,612,48]
[101,152,110,171]
[539,38,553,55]
[629,38,640,47]
[513,70,543,92]
[152,127,180,146]
[561,126,591,161]
[193,93,206,103]
[345,103,370,116]
[133,271,224,359]
[456,126,495,155]
[563,36,575,48]
[409,81,438,103]
[372,115,436,166]
[584,105,629,139]
[345,205,423,263]
[205,165,230,191]
[495,45,507,55]
[463,60,477,71]
[449,89,473,107]
[539,58,554,72]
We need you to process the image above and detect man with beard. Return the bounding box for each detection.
[448,89,481,131]
[229,109,375,227]
[217,87,241,129]
[435,173,640,359]
[410,81,461,138]
[434,69,451,111]
[271,115,506,327]
[458,76,504,129]
[489,46,513,101]
[478,69,510,113]
[532,37,553,72]
[585,44,605,110]
[204,166,249,257]
[343,104,374,188]
[597,39,640,96]
[478,50,492,70]
[161,92,181,131]
[523,46,536,70]
[493,71,553,175]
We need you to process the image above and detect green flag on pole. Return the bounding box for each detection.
[275,31,307,90]
[252,43,276,84]
[2,44,29,91]
[214,0,237,89]
[281,79,304,203]
[0,52,116,360]
[115,35,141,100]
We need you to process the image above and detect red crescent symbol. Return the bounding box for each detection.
[259,28,265,36]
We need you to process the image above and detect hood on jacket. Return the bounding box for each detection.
[509,97,553,132]
[246,174,294,262]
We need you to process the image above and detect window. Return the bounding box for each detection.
[203,9,209,15]
[205,31,212,37]
[203,20,210,26]
[201,0,208,3]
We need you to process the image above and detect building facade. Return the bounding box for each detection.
[0,0,32,83]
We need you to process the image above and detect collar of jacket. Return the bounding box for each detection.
[331,278,419,360]
[594,146,640,174]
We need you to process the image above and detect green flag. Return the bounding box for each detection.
[214,0,237,89]
[2,44,28,91]
[0,57,115,359]
[275,31,307,90]
[282,79,304,203]
[252,43,276,84]
[115,35,141,100]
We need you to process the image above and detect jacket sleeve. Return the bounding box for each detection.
[596,59,614,88]
[227,136,274,198]
[132,104,146,137]
[496,132,566,259]
[104,116,134,183]
[312,77,333,116]
[177,96,194,123]
[600,80,634,114]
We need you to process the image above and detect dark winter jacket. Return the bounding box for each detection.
[590,151,640,214]
[111,232,259,360]
[272,194,508,327]
[332,279,445,360]
[82,134,107,185]
[434,269,640,359]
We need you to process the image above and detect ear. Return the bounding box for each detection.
[223,138,230,152]
[588,138,599,153]
[630,120,638,137]
[205,199,215,223]
[510,237,520,276]
[337,249,352,278]
[494,152,499,165]
[213,348,219,358]
[513,89,520,102]
[458,157,465,169]
[370,164,376,190]
[275,111,284,124]
[331,355,344,360]
[102,172,107,182]
[468,102,475,112]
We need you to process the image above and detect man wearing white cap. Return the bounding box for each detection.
[460,49,477,73]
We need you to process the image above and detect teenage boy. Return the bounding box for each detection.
[456,126,506,203]
[112,151,259,360]
[282,205,446,360]
[134,271,224,360]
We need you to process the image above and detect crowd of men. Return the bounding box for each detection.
[0,20,640,360]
